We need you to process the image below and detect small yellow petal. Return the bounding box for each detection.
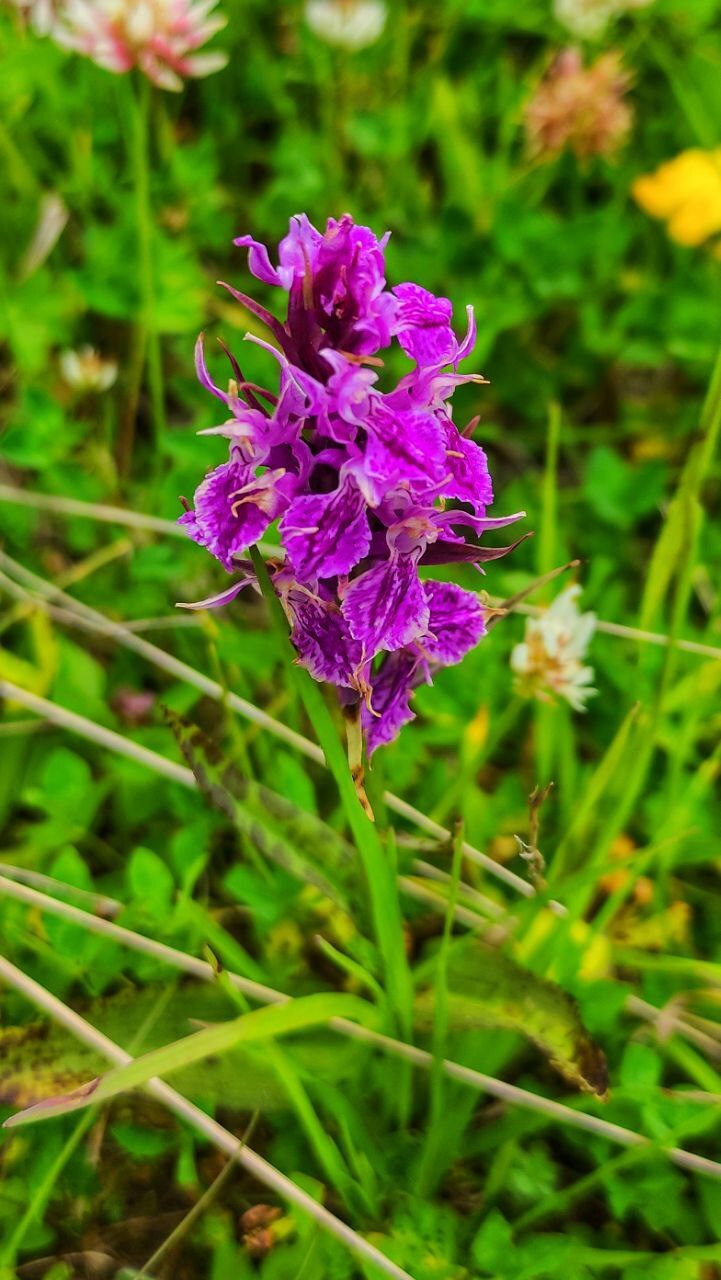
[667,197,721,246]
[633,147,721,248]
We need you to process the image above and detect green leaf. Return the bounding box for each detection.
[414,940,608,1097]
[0,1021,101,1111]
[127,846,175,912]
[638,487,701,632]
[471,1209,515,1273]
[5,991,379,1127]
[0,985,289,1115]
[583,447,668,531]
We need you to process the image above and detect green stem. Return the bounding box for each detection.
[538,401,562,585]
[660,338,721,693]
[136,1112,260,1280]
[0,117,39,199]
[120,73,166,477]
[249,546,413,1037]
[415,821,464,1196]
[533,402,563,786]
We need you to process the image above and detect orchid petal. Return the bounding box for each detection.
[343,554,429,654]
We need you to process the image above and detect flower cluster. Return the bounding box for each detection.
[60,346,118,393]
[10,0,61,35]
[179,214,524,753]
[633,149,721,250]
[553,0,652,40]
[511,585,596,711]
[525,49,632,160]
[304,0,387,50]
[27,0,228,91]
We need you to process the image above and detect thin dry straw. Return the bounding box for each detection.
[0,679,193,787]
[0,550,544,903]
[625,994,721,1061]
[0,484,280,556]
[0,483,187,538]
[507,601,721,663]
[3,484,720,662]
[0,862,119,919]
[2,875,721,1182]
[0,953,415,1280]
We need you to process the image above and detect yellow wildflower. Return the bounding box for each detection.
[632,148,721,247]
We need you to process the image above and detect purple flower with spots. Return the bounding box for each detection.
[178,212,526,752]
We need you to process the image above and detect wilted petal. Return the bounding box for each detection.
[420,527,527,565]
[343,554,429,653]
[421,580,486,665]
[280,478,371,581]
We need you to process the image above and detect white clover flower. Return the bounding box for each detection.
[54,0,228,92]
[553,0,652,39]
[60,346,118,393]
[10,0,62,36]
[511,584,596,711]
[304,0,387,50]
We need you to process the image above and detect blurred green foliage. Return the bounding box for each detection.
[1,0,721,1277]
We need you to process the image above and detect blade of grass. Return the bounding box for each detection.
[211,970,370,1217]
[416,821,464,1196]
[120,73,166,477]
[548,702,641,884]
[0,862,119,918]
[538,402,562,586]
[4,991,379,1127]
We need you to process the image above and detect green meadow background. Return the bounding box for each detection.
[1,1,721,1277]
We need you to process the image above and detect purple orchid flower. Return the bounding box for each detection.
[178,212,526,752]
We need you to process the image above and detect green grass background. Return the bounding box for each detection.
[1,1,721,1276]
